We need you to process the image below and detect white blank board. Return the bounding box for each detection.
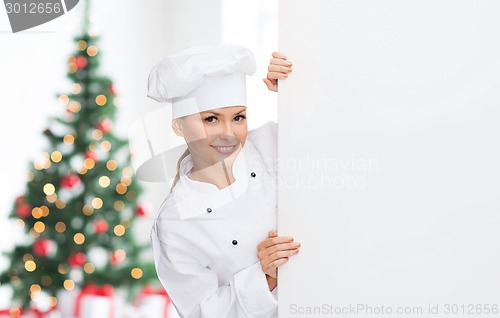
[277,1,500,317]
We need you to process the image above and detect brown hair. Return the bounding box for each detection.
[170,148,190,192]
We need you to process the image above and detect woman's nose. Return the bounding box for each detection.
[220,122,235,139]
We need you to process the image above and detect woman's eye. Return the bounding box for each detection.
[234,115,246,122]
[204,116,218,123]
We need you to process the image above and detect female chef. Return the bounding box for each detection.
[147,44,296,318]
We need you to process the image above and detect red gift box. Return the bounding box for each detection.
[74,283,114,318]
[135,286,171,318]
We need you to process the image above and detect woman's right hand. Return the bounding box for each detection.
[263,51,293,92]
[257,230,301,279]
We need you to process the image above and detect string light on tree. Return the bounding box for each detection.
[82,204,94,216]
[57,264,67,275]
[31,207,42,219]
[114,200,125,212]
[91,198,103,209]
[67,101,81,113]
[106,160,117,171]
[113,225,125,237]
[83,263,95,274]
[77,166,88,175]
[43,183,55,196]
[76,40,87,51]
[55,199,66,209]
[29,284,42,301]
[58,95,69,106]
[63,280,75,291]
[100,140,111,152]
[71,83,82,94]
[131,268,143,279]
[25,260,36,272]
[46,193,57,203]
[87,45,98,57]
[95,94,107,106]
[115,183,127,195]
[68,56,78,73]
[99,176,110,188]
[33,221,45,234]
[73,233,85,245]
[91,129,103,140]
[40,206,50,217]
[55,222,66,233]
[50,151,63,162]
[63,134,75,145]
[83,157,95,170]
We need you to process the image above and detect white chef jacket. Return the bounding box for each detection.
[150,121,279,318]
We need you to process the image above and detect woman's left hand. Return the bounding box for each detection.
[263,51,293,92]
[257,230,300,280]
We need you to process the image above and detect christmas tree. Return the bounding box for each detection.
[0,1,157,311]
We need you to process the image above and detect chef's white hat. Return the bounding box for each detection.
[147,44,257,118]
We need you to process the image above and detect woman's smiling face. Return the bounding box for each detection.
[172,105,248,169]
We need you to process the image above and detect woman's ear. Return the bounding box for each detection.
[171,118,184,137]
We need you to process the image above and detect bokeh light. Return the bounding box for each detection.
[51,151,63,162]
[87,46,98,57]
[113,225,125,236]
[25,260,36,272]
[106,160,117,171]
[91,198,103,209]
[74,233,85,245]
[34,221,45,233]
[55,222,66,233]
[131,268,143,279]
[63,280,75,290]
[99,176,110,188]
[43,183,55,195]
[95,94,107,106]
[82,204,94,216]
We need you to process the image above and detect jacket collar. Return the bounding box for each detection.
[173,142,250,220]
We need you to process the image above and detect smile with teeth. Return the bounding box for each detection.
[211,145,237,154]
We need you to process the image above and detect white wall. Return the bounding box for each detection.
[277,1,500,317]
